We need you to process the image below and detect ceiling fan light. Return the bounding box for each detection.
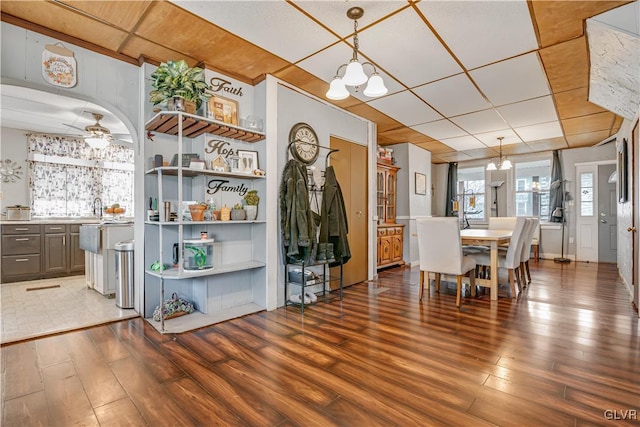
[86,136,109,149]
[486,161,497,171]
[326,77,350,100]
[363,74,388,97]
[500,159,512,170]
[342,60,368,86]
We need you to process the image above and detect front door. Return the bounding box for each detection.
[598,164,617,263]
[575,165,598,262]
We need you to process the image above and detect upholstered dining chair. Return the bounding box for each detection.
[467,217,528,297]
[520,218,539,286]
[416,217,476,307]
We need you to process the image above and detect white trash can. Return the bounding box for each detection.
[114,240,134,308]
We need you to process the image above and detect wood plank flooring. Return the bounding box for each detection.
[2,260,639,426]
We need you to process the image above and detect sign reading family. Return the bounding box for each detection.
[207,179,248,197]
[209,77,243,97]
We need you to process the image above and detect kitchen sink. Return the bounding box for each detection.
[79,224,101,253]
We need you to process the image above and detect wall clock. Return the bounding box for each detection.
[0,159,23,183]
[289,122,319,164]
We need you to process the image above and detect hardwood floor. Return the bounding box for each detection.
[2,260,639,426]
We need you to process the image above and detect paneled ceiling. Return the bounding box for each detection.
[0,0,633,163]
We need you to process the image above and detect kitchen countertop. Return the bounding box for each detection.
[0,217,133,225]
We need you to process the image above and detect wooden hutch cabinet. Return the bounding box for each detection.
[376,162,404,269]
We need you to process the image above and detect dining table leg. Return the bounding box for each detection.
[490,241,498,300]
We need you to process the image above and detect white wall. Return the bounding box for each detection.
[388,143,432,265]
[0,127,30,211]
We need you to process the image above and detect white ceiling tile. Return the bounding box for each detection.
[474,130,523,147]
[173,1,337,63]
[449,109,509,134]
[418,0,537,69]
[368,91,442,127]
[293,1,409,37]
[497,96,559,128]
[470,53,551,106]
[297,42,405,97]
[411,119,467,140]
[360,8,462,87]
[514,121,564,142]
[439,135,486,151]
[412,74,490,117]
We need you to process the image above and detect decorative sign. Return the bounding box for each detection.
[207,179,249,196]
[208,77,243,97]
[42,43,77,88]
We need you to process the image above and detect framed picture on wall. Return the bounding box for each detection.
[617,138,628,202]
[237,150,258,174]
[208,95,238,126]
[415,172,426,195]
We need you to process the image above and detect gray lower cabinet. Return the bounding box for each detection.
[1,223,86,283]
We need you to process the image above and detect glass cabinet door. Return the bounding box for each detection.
[377,171,385,220]
[386,171,396,223]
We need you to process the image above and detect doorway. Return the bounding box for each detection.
[575,161,616,263]
[329,136,368,287]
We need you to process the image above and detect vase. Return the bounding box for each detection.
[231,209,246,221]
[189,205,207,221]
[245,205,257,220]
[168,96,197,115]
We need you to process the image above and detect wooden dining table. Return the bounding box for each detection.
[460,229,512,301]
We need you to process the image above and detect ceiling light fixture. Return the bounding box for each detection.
[487,137,512,171]
[326,7,388,101]
[85,136,109,149]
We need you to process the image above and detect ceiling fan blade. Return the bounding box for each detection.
[63,123,87,132]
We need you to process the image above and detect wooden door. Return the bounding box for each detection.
[330,136,368,287]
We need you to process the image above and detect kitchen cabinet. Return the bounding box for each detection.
[376,162,404,269]
[1,222,86,283]
[144,111,267,333]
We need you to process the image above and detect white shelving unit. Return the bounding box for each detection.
[143,111,267,333]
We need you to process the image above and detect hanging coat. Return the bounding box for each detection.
[279,159,316,263]
[319,165,351,267]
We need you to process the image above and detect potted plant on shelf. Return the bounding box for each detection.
[188,202,208,221]
[149,59,209,115]
[230,203,246,221]
[243,190,259,220]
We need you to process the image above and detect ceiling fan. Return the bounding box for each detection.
[64,112,130,149]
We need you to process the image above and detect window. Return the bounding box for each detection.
[579,172,594,216]
[457,166,485,221]
[28,134,134,217]
[514,159,551,221]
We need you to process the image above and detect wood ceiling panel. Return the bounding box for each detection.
[378,127,435,145]
[565,130,611,148]
[135,2,287,81]
[57,1,153,32]
[346,104,400,134]
[562,111,615,135]
[554,86,608,120]
[120,36,199,67]
[530,1,630,47]
[612,115,624,133]
[415,141,455,155]
[539,37,589,94]
[1,1,128,51]
[273,66,351,106]
[432,151,474,162]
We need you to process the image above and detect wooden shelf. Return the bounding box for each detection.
[145,260,265,280]
[145,166,265,179]
[145,111,265,141]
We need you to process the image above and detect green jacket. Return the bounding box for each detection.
[320,166,351,266]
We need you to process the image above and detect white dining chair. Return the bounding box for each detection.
[520,218,539,286]
[467,217,528,298]
[416,217,476,307]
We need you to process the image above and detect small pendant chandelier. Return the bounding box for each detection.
[487,136,512,171]
[326,7,388,100]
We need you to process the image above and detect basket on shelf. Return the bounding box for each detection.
[153,292,195,321]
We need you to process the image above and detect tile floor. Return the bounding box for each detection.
[1,275,138,344]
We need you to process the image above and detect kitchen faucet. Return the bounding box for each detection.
[93,198,103,218]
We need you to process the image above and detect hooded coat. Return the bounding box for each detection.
[319,165,351,267]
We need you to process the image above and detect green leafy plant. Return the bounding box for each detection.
[185,245,207,269]
[233,203,244,210]
[243,190,259,206]
[149,60,209,109]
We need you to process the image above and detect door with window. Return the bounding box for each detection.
[576,166,598,262]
